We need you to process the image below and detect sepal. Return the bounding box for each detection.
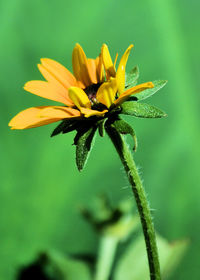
[51,118,81,137]
[97,118,106,137]
[112,119,137,151]
[121,101,167,118]
[75,126,97,171]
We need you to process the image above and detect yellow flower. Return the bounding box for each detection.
[9,44,154,130]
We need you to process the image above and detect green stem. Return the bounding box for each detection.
[106,125,161,280]
[95,235,118,280]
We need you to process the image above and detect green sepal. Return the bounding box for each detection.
[51,118,81,137]
[75,126,97,171]
[125,66,139,89]
[121,101,167,118]
[97,118,106,137]
[134,80,167,101]
[112,119,137,151]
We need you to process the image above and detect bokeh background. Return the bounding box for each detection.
[1,0,200,279]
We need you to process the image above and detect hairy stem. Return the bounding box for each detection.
[106,125,161,280]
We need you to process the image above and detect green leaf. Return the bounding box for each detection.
[114,234,189,280]
[75,126,97,171]
[112,119,137,151]
[134,80,167,100]
[17,251,92,280]
[125,66,139,89]
[121,101,167,118]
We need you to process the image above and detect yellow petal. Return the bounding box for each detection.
[116,44,134,95]
[96,78,117,108]
[24,80,73,106]
[37,106,81,118]
[101,44,116,79]
[39,58,77,89]
[38,64,74,104]
[8,106,80,130]
[115,82,154,106]
[95,53,104,83]
[87,53,104,84]
[82,52,103,84]
[80,107,108,118]
[87,58,98,84]
[114,53,118,69]
[68,87,91,109]
[72,44,93,87]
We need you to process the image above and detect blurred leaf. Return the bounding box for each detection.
[81,196,140,240]
[121,101,167,118]
[125,66,139,89]
[17,251,92,280]
[112,119,137,151]
[114,234,189,280]
[75,126,97,171]
[134,80,167,100]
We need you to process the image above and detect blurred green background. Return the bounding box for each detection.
[1,0,200,279]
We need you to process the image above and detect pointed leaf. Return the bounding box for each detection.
[121,101,167,118]
[114,234,188,280]
[134,80,167,100]
[112,119,137,151]
[75,126,97,171]
[125,66,139,89]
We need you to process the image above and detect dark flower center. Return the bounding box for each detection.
[84,83,107,111]
[84,83,102,104]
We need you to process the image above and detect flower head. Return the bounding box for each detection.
[9,43,167,170]
[9,43,153,129]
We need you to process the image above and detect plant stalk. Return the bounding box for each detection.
[95,235,118,280]
[106,125,161,280]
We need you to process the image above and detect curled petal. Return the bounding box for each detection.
[96,78,117,108]
[101,44,116,79]
[80,107,108,118]
[115,82,154,106]
[24,81,73,106]
[87,58,98,84]
[87,53,104,84]
[114,53,118,69]
[72,44,94,87]
[116,44,134,95]
[37,106,80,118]
[9,106,80,130]
[95,53,104,83]
[68,87,91,109]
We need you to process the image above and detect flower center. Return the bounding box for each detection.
[84,83,107,111]
[84,83,101,104]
